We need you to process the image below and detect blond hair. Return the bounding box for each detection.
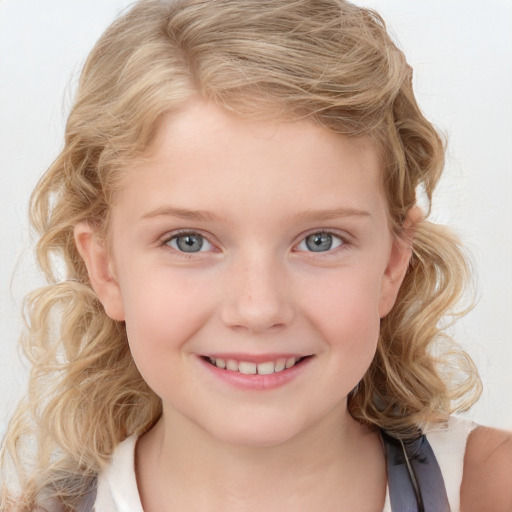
[1,0,481,509]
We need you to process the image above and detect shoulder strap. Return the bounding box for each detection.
[35,477,98,512]
[75,477,98,512]
[381,430,450,512]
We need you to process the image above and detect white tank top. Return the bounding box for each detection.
[95,416,476,512]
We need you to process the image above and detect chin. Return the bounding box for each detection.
[202,412,315,449]
[216,428,302,448]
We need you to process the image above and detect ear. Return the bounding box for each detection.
[74,221,125,321]
[378,208,421,318]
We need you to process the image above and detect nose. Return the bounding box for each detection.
[220,252,295,333]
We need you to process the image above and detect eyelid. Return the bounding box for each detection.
[294,229,351,253]
[160,229,217,253]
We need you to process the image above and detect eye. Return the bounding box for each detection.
[165,232,214,253]
[297,232,344,253]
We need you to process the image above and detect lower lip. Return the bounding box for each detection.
[199,357,312,390]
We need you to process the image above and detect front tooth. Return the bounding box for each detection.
[239,361,257,375]
[226,359,238,371]
[215,358,226,369]
[285,357,296,369]
[257,361,275,375]
[275,358,286,372]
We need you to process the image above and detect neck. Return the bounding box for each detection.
[136,404,386,512]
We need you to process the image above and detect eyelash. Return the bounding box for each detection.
[160,230,215,259]
[159,229,351,257]
[295,230,349,254]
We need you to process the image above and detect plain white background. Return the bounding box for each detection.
[0,1,511,437]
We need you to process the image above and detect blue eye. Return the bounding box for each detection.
[166,233,213,253]
[297,232,344,252]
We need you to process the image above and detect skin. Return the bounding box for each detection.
[75,101,512,511]
[461,426,512,511]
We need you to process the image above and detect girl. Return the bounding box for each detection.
[1,0,511,511]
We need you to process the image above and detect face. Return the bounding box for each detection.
[77,101,410,447]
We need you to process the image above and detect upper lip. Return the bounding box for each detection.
[200,353,312,364]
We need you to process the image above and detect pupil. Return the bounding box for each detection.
[306,233,332,252]
[177,234,203,252]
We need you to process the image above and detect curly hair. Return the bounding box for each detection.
[1,0,481,509]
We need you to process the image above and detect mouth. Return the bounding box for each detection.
[202,355,312,375]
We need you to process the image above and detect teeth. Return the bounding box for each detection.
[226,359,238,371]
[285,357,296,369]
[238,361,257,374]
[209,356,302,374]
[257,361,275,375]
[275,358,286,372]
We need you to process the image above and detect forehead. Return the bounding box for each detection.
[113,101,387,223]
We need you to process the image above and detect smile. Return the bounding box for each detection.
[207,356,306,375]
[200,354,313,390]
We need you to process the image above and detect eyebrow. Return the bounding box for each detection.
[141,206,371,223]
[288,207,371,223]
[141,206,221,222]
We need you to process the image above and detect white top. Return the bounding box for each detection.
[95,416,476,512]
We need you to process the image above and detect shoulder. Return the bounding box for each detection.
[460,425,512,512]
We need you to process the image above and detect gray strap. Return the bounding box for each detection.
[34,478,97,512]
[76,478,98,512]
[381,430,450,512]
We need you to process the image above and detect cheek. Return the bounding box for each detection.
[303,268,383,364]
[118,268,217,368]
